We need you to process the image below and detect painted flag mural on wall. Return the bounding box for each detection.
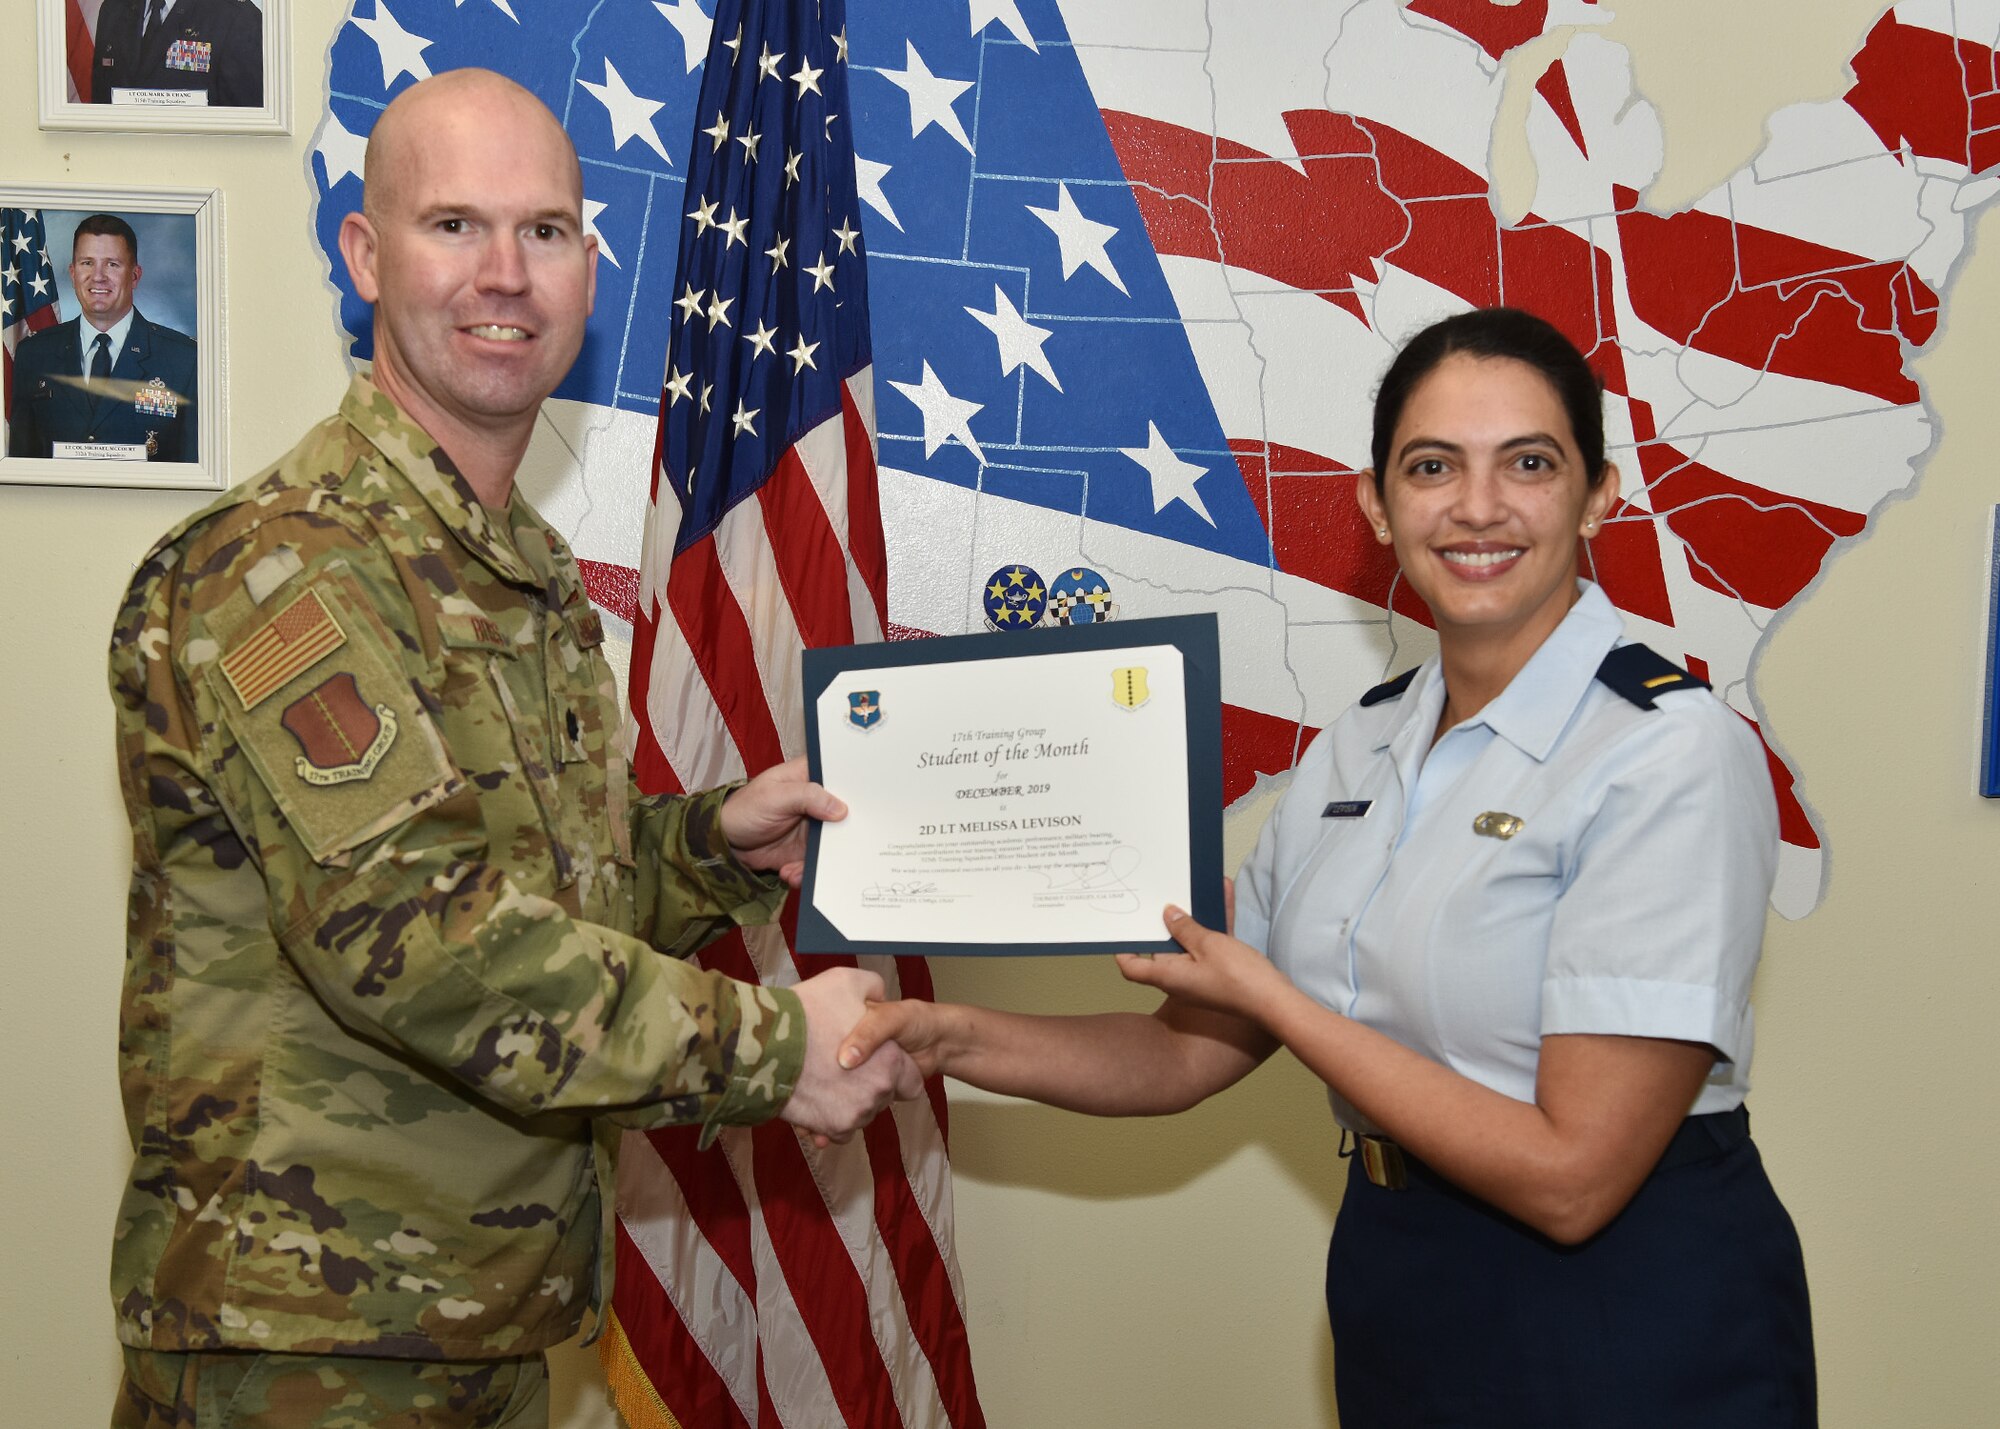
[304,0,2000,1413]
[2,209,63,426]
[312,0,2000,923]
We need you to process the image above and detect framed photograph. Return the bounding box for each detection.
[2,186,227,491]
[38,0,289,135]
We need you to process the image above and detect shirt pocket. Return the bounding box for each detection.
[437,610,578,892]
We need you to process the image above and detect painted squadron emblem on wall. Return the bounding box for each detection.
[1049,567,1117,625]
[983,565,1047,631]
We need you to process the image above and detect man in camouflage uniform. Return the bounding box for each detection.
[108,70,916,1428]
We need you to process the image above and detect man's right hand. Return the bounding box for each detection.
[782,967,926,1143]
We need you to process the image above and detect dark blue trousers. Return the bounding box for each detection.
[1327,1110,1816,1428]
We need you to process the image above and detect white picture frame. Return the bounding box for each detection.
[38,0,289,136]
[1,185,228,492]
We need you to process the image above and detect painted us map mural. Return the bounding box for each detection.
[309,0,2000,916]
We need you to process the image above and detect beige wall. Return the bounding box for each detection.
[3,2,1993,1424]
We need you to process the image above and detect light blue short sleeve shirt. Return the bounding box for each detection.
[1233,582,1779,1130]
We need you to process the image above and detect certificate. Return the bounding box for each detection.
[798,614,1224,956]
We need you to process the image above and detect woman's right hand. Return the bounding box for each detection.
[838,998,961,1081]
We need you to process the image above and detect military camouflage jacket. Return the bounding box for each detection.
[108,377,805,1359]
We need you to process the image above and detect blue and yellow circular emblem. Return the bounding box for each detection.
[982,564,1047,631]
[1049,567,1116,625]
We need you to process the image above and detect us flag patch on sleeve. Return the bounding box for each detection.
[220,589,347,710]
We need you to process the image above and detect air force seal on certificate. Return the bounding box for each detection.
[847,690,883,730]
[1112,666,1150,710]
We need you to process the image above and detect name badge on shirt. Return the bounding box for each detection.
[1322,800,1372,819]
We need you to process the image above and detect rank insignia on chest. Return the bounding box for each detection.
[1112,666,1150,710]
[847,690,882,729]
[134,378,179,418]
[1473,810,1524,840]
[165,38,213,73]
[282,673,400,785]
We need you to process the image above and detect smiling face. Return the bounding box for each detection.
[339,74,597,449]
[70,232,140,331]
[1357,352,1618,667]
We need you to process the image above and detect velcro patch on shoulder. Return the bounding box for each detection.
[208,580,458,865]
[219,589,347,710]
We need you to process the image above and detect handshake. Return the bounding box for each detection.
[776,966,937,1144]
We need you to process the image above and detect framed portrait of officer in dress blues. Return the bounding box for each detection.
[2,185,226,491]
[37,0,288,135]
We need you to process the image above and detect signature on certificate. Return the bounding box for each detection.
[860,880,943,904]
[1035,845,1144,912]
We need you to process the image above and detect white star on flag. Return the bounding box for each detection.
[966,284,1061,391]
[968,0,1037,52]
[580,59,673,164]
[855,155,903,230]
[1027,181,1128,294]
[353,0,435,88]
[890,361,987,463]
[1121,421,1214,525]
[879,41,976,154]
[454,0,518,22]
[652,0,711,73]
[315,112,369,189]
[582,198,618,268]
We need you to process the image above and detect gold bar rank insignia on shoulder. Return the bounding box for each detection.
[220,589,348,710]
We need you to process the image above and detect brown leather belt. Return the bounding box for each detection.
[1342,1106,1753,1192]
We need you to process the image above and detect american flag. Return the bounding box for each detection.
[65,0,104,102]
[2,209,63,428]
[606,2,982,1427]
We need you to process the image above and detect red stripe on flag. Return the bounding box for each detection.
[66,0,94,102]
[842,386,890,630]
[612,1219,752,1429]
[863,1114,985,1429]
[664,534,787,773]
[645,1120,759,1302]
[757,446,857,649]
[749,1121,903,1429]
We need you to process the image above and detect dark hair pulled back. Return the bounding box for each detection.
[1370,307,1607,489]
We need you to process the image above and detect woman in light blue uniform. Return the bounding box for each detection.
[843,308,1816,1426]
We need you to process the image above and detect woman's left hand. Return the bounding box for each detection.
[1116,905,1294,1025]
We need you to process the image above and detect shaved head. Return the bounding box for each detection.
[339,65,599,501]
[362,69,583,226]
